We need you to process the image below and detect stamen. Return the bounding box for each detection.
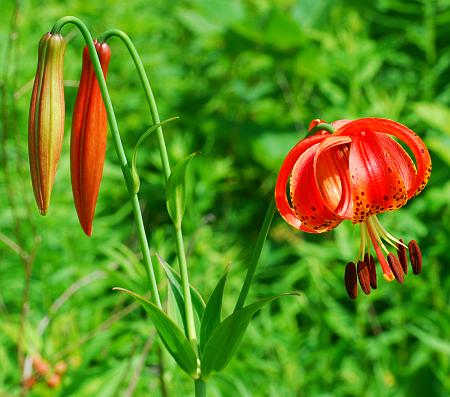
[364,253,377,289]
[357,260,371,295]
[365,218,394,281]
[408,240,422,275]
[358,223,367,262]
[367,217,389,255]
[397,239,408,274]
[371,216,407,249]
[344,262,358,300]
[387,253,404,283]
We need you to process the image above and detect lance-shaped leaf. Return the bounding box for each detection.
[130,117,179,194]
[156,254,206,323]
[200,269,228,353]
[201,293,298,378]
[28,32,66,215]
[114,288,198,378]
[166,152,199,229]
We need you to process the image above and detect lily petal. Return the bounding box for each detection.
[338,118,431,197]
[291,145,344,233]
[275,134,327,230]
[314,135,352,219]
[349,128,409,223]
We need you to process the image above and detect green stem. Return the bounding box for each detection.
[234,198,276,312]
[99,29,171,182]
[194,378,206,397]
[100,29,197,344]
[51,16,161,308]
[306,122,336,137]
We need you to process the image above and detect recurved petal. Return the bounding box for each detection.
[339,118,431,198]
[377,133,416,194]
[290,144,344,233]
[275,134,328,231]
[349,128,409,223]
[314,135,352,219]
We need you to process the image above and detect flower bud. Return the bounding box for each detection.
[28,32,66,215]
[46,373,61,388]
[32,355,50,376]
[71,40,110,236]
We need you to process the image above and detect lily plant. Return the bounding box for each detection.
[26,16,431,396]
[27,16,291,396]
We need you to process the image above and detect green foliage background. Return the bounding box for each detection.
[1,0,449,396]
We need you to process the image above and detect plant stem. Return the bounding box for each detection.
[51,16,161,308]
[234,198,276,312]
[99,29,170,181]
[195,378,206,397]
[100,29,197,344]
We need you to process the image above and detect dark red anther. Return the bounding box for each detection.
[408,240,422,275]
[397,239,408,274]
[345,262,358,300]
[357,260,371,295]
[387,253,404,283]
[364,253,377,289]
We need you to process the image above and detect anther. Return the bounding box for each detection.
[387,253,404,283]
[357,260,371,295]
[344,262,358,300]
[397,239,408,274]
[364,253,377,289]
[408,240,422,275]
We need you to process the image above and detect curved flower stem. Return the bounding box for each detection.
[307,122,336,137]
[99,29,197,345]
[51,16,162,309]
[234,197,276,312]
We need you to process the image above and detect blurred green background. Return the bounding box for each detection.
[1,0,449,396]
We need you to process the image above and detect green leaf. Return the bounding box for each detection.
[130,117,179,194]
[200,269,228,353]
[408,325,450,355]
[166,152,199,229]
[114,288,198,377]
[156,254,206,321]
[201,293,298,378]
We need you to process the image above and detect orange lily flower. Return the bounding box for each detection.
[275,118,431,299]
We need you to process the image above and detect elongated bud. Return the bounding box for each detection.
[28,33,66,215]
[71,40,110,236]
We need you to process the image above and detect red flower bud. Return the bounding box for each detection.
[71,40,110,236]
[28,33,66,215]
